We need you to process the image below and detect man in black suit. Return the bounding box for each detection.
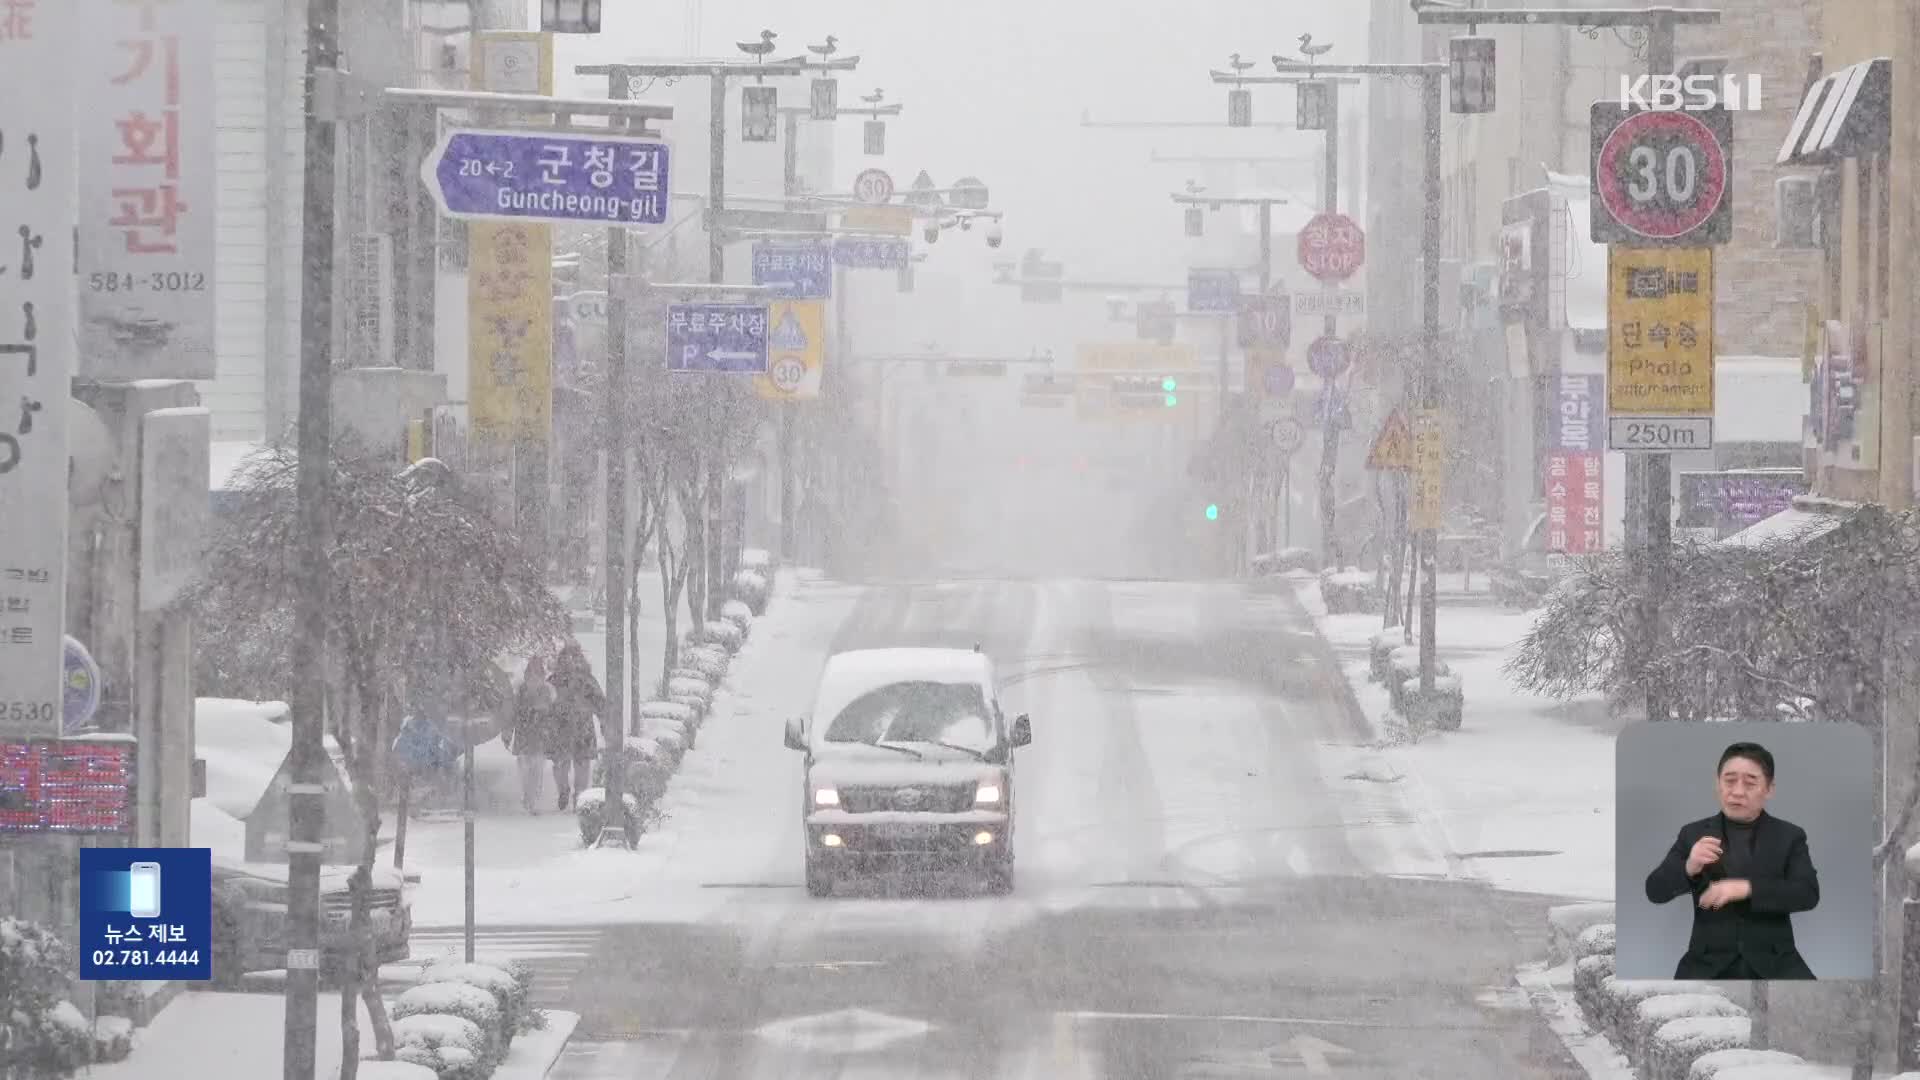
[1644,741,1820,979]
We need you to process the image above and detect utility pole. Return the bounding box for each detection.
[1316,82,1342,573]
[287,0,341,1072]
[597,71,638,849]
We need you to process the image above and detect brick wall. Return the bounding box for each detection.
[1674,0,1824,358]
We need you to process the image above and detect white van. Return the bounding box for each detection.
[784,647,1032,897]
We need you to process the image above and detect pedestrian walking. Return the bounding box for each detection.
[549,641,605,811]
[510,656,558,813]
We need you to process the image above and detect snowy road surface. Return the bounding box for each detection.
[509,578,1590,1078]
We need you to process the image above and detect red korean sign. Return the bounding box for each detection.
[77,0,217,379]
[1296,212,1366,283]
[1545,451,1604,554]
[0,739,136,834]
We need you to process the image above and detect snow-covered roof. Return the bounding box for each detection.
[1716,358,1806,444]
[1714,506,1846,549]
[810,648,996,726]
[196,697,345,820]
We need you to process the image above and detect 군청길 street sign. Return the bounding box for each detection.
[752,240,834,299]
[424,127,672,226]
[665,303,769,374]
[1188,269,1241,313]
[1606,246,1715,451]
[1297,212,1366,283]
[1366,409,1414,471]
[754,301,826,400]
[853,168,895,205]
[1589,104,1731,246]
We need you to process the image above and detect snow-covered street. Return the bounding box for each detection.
[447,574,1598,1078]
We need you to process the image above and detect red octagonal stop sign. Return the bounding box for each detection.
[1297,212,1366,284]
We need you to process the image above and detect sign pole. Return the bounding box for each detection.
[1417,71,1441,692]
[1315,89,1343,571]
[1641,19,1675,724]
[597,73,633,850]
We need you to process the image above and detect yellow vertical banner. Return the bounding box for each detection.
[754,301,827,400]
[469,32,555,448]
[1411,408,1446,530]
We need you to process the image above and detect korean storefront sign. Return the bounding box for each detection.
[0,0,76,738]
[1547,374,1603,554]
[78,0,217,380]
[1411,408,1446,530]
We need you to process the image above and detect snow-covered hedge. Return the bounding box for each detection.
[1400,677,1465,730]
[1685,1049,1806,1079]
[393,981,503,1062]
[1572,953,1614,1019]
[1626,995,1746,1070]
[575,788,642,847]
[666,676,713,705]
[1318,567,1379,614]
[638,718,689,759]
[1547,903,1616,964]
[1648,1015,1751,1080]
[732,569,771,615]
[699,619,745,653]
[0,918,93,1078]
[392,1013,489,1080]
[1367,630,1409,682]
[1595,978,1727,1044]
[1572,922,1616,960]
[720,600,753,637]
[678,647,729,682]
[91,1015,135,1064]
[639,700,699,728]
[422,960,546,1038]
[667,693,709,720]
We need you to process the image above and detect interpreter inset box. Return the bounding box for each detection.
[78,846,211,981]
[1614,722,1871,981]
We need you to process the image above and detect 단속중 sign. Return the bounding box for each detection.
[1607,246,1715,451]
[0,0,77,740]
[79,846,212,982]
[425,127,671,226]
[78,0,218,381]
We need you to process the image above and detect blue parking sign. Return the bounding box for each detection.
[79,847,212,981]
[666,303,771,374]
[751,240,833,298]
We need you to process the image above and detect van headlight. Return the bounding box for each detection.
[813,787,840,807]
[974,782,1002,805]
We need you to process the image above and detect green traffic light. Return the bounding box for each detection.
[1205,504,1219,521]
[1162,376,1177,391]
[1165,394,1178,407]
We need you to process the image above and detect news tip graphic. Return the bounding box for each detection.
[78,847,212,981]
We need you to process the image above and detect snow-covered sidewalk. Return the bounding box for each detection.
[396,569,864,928]
[1292,572,1617,902]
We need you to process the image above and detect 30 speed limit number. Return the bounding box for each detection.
[1589,104,1732,246]
[768,355,807,392]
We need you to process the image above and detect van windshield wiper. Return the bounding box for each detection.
[925,740,987,761]
[861,738,924,759]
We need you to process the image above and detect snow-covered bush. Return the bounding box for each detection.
[666,675,713,705]
[678,646,729,682]
[1686,1049,1806,1080]
[593,734,673,805]
[1572,953,1614,1021]
[1595,978,1725,1044]
[1367,630,1409,682]
[0,918,93,1078]
[1573,923,1616,959]
[1318,567,1380,614]
[391,1013,489,1080]
[394,982,503,1066]
[637,718,688,758]
[90,1015,135,1064]
[420,961,545,1038]
[720,600,753,636]
[699,619,744,653]
[639,700,699,728]
[667,693,709,720]
[575,788,642,847]
[1400,676,1464,730]
[1547,903,1616,964]
[1626,995,1745,1069]
[1649,1015,1751,1080]
[732,569,771,615]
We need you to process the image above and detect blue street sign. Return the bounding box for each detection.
[1188,269,1241,313]
[752,240,834,299]
[833,236,913,269]
[423,127,672,226]
[666,303,770,374]
[1265,364,1297,397]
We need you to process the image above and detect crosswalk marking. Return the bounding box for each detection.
[387,926,605,1007]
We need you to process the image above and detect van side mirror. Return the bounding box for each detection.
[784,716,807,751]
[1011,714,1031,747]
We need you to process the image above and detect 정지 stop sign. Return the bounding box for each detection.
[1589,104,1732,246]
[1296,212,1366,283]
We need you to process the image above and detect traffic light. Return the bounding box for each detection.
[1205,504,1220,521]
[1162,376,1178,407]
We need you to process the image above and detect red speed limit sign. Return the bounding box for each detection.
[1296,212,1365,282]
[1589,104,1732,245]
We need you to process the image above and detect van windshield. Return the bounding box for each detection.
[820,680,997,754]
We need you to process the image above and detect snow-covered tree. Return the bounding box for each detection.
[187,442,569,1072]
[0,920,90,1078]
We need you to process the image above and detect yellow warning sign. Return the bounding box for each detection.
[1366,409,1414,471]
[753,300,826,401]
[1411,409,1446,530]
[841,205,914,236]
[1606,246,1714,416]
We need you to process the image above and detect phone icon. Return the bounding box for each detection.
[127,862,162,919]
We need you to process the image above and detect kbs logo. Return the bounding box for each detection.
[1617,73,1763,112]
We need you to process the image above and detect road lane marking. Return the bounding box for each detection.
[1066,1011,1379,1028]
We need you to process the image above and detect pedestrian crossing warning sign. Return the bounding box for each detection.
[754,300,825,401]
[1366,409,1414,470]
